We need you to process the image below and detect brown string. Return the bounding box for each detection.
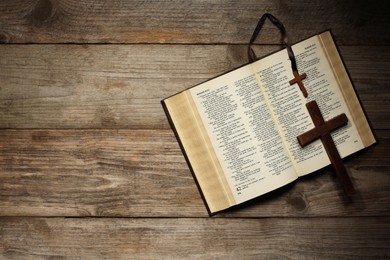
[248,13,298,71]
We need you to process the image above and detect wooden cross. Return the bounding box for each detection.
[297,100,355,196]
[289,70,308,97]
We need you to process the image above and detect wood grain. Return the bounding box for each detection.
[1,217,389,259]
[1,45,388,129]
[0,129,388,217]
[0,0,389,44]
[0,1,389,258]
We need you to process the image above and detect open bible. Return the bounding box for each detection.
[162,31,376,214]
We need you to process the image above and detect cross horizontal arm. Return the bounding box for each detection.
[298,113,348,147]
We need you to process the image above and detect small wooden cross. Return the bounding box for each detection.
[289,71,308,97]
[297,101,355,196]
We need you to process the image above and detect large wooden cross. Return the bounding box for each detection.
[289,70,308,97]
[297,100,355,195]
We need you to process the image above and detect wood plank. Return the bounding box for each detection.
[0,0,389,44]
[1,217,389,259]
[0,129,388,217]
[0,45,388,129]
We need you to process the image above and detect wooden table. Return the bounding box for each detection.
[1,0,389,258]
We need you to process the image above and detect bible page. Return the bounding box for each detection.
[251,33,365,176]
[190,64,297,204]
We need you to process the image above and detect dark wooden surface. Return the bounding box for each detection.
[0,0,389,258]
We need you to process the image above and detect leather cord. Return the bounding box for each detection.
[248,13,298,72]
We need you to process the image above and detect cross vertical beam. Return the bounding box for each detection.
[289,71,308,97]
[297,101,354,196]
